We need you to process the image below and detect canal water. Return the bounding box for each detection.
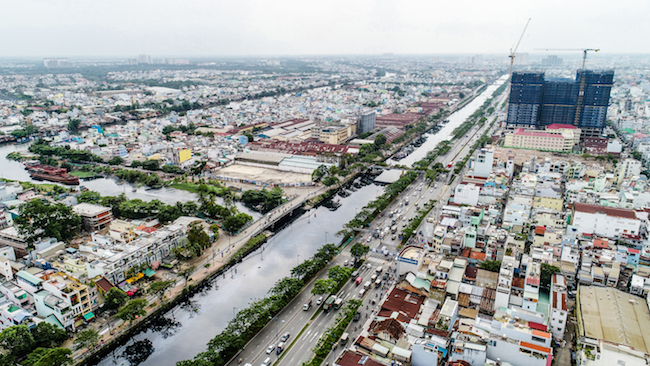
[0,143,259,218]
[387,75,508,168]
[95,182,383,366]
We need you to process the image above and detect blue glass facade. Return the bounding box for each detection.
[507,70,614,135]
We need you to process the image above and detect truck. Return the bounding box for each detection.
[303,297,312,311]
[391,225,397,234]
[363,281,371,290]
[323,295,336,313]
[334,297,344,310]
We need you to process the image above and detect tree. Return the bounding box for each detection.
[149,280,175,303]
[104,287,129,311]
[374,133,387,147]
[77,190,101,203]
[142,159,160,171]
[479,260,502,273]
[31,322,67,348]
[60,162,72,172]
[541,263,561,290]
[107,156,124,165]
[21,347,72,366]
[322,176,339,187]
[312,279,336,295]
[178,266,196,288]
[350,243,370,264]
[73,329,100,351]
[116,299,148,324]
[312,165,328,182]
[222,213,253,233]
[329,265,353,285]
[15,200,81,243]
[244,132,254,143]
[0,325,35,359]
[68,119,81,131]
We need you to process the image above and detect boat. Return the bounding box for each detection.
[26,164,80,185]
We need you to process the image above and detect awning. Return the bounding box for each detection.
[144,268,156,278]
[83,312,95,321]
[151,261,161,270]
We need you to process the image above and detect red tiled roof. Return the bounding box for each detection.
[593,239,609,248]
[512,277,525,289]
[520,341,552,354]
[528,321,547,331]
[546,123,577,130]
[469,252,486,261]
[513,128,562,138]
[573,202,637,220]
[535,226,546,235]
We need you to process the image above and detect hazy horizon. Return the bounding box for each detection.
[2,0,648,58]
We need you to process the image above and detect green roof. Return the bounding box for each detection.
[44,315,64,329]
[16,271,43,285]
[83,312,95,321]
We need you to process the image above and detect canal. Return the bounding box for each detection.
[0,143,260,218]
[387,75,508,168]
[95,181,384,366]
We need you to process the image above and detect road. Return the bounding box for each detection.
[229,92,507,366]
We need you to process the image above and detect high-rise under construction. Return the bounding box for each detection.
[506,70,614,137]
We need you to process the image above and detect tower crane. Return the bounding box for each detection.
[534,48,600,69]
[508,18,532,81]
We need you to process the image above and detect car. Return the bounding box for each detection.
[280,332,291,342]
[316,296,324,306]
[392,234,396,240]
[353,311,361,322]
[266,344,276,354]
[261,357,271,366]
[343,259,349,267]
[382,272,389,280]
[366,237,372,243]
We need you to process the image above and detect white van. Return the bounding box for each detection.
[359,288,366,298]
[261,357,271,366]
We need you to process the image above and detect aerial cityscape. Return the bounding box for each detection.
[0,2,649,366]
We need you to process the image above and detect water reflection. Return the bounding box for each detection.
[123,339,155,366]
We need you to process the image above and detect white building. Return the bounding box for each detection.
[550,274,568,340]
[616,159,641,186]
[474,308,553,366]
[454,183,480,206]
[572,203,641,239]
[495,256,516,309]
[472,147,494,178]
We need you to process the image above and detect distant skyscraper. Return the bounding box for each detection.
[358,111,376,134]
[507,70,614,136]
[541,55,563,67]
[138,54,153,64]
[514,53,529,65]
[43,58,71,69]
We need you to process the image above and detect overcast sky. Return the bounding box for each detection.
[2,0,648,58]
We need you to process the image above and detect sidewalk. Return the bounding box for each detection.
[74,184,324,363]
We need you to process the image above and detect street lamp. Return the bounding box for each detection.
[233,307,238,318]
[325,231,329,243]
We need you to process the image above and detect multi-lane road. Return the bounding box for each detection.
[230,92,506,366]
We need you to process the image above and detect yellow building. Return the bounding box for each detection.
[504,128,569,152]
[178,149,192,164]
[533,196,563,211]
[311,124,354,144]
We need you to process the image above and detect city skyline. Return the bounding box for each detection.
[2,0,649,57]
